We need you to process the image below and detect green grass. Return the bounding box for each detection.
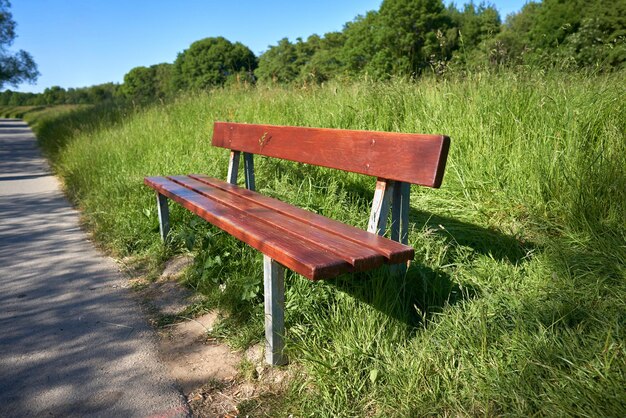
[12,71,626,416]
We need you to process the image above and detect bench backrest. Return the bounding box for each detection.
[212,122,450,188]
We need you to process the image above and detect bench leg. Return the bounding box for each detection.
[243,152,255,191]
[263,255,286,366]
[391,181,410,245]
[390,181,410,274]
[367,178,394,235]
[156,192,170,242]
[227,150,241,184]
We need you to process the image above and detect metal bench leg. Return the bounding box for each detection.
[243,152,255,191]
[391,181,410,245]
[367,178,394,235]
[227,150,241,185]
[263,255,286,365]
[390,181,410,274]
[156,192,170,242]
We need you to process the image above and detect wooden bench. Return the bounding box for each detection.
[145,122,450,365]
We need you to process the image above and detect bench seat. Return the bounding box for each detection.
[145,174,414,280]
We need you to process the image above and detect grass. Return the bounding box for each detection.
[7,70,625,416]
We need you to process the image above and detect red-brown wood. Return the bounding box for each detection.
[167,175,385,270]
[145,176,351,280]
[212,122,450,188]
[189,174,414,264]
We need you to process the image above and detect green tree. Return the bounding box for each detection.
[446,2,502,68]
[449,2,501,49]
[173,37,257,90]
[341,11,381,75]
[0,0,38,89]
[493,0,626,69]
[373,0,453,76]
[152,63,174,98]
[301,32,346,83]
[86,83,119,104]
[122,66,157,103]
[122,63,173,103]
[42,85,66,104]
[255,38,301,83]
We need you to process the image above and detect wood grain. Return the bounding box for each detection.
[189,174,414,264]
[212,122,450,188]
[167,175,386,271]
[146,176,353,280]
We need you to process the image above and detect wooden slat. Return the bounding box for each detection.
[167,175,385,271]
[145,176,352,280]
[189,174,415,264]
[212,122,450,188]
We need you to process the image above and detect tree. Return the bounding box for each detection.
[122,66,157,103]
[449,2,501,50]
[152,63,174,98]
[121,63,173,103]
[493,0,626,69]
[173,37,257,90]
[0,0,38,89]
[446,2,502,68]
[42,86,66,104]
[255,38,301,83]
[373,0,453,76]
[341,11,381,75]
[301,32,346,83]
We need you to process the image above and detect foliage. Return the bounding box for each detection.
[340,11,380,75]
[253,0,626,85]
[121,63,173,104]
[0,0,38,89]
[0,82,120,106]
[372,0,454,76]
[7,1,625,104]
[255,38,302,84]
[172,36,257,90]
[21,71,626,416]
[494,0,626,69]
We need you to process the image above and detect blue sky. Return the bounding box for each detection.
[9,1,527,93]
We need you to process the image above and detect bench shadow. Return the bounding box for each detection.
[265,161,532,265]
[343,175,533,265]
[325,202,533,330]
[408,208,533,265]
[262,163,534,327]
[327,263,476,329]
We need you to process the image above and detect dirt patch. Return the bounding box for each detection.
[126,255,292,417]
[161,255,194,278]
[158,312,240,394]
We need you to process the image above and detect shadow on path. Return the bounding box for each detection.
[0,120,189,417]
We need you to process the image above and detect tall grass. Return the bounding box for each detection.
[16,71,626,416]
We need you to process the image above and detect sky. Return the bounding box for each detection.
[9,0,527,94]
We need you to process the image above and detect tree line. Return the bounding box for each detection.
[2,0,624,106]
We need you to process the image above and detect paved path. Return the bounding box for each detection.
[0,119,190,417]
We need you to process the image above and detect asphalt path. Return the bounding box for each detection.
[0,119,190,417]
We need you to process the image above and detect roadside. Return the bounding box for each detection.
[0,119,189,417]
[0,118,292,418]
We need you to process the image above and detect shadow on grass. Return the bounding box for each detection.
[326,210,532,329]
[327,263,477,329]
[31,103,128,160]
[254,161,535,328]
